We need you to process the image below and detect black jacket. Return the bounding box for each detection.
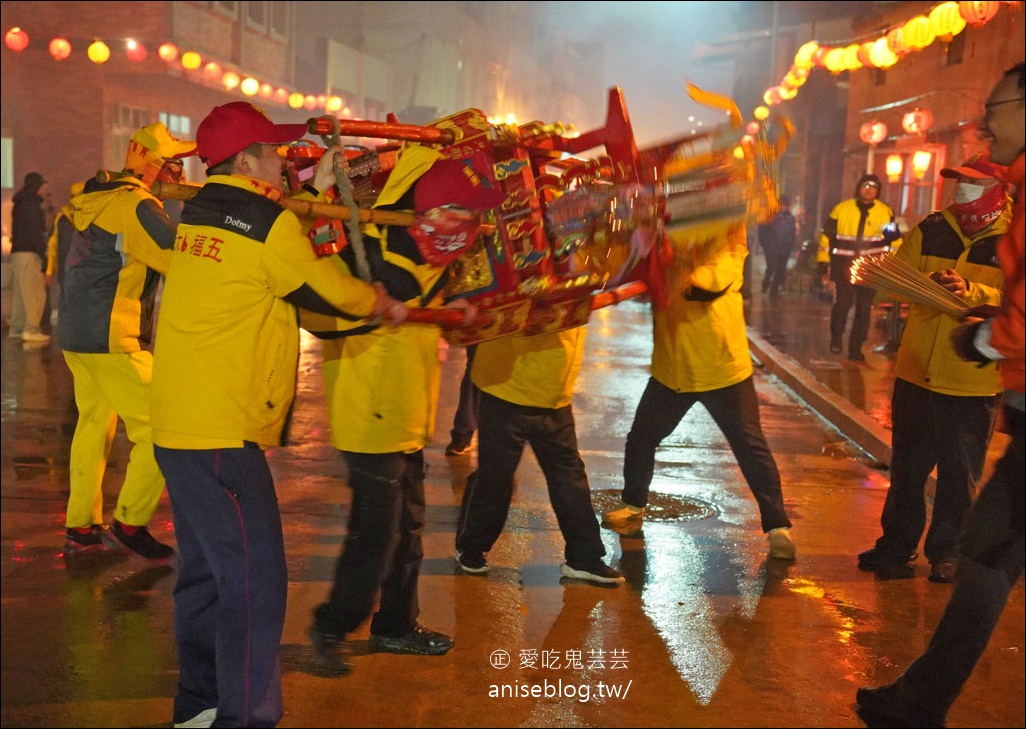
[10,187,48,256]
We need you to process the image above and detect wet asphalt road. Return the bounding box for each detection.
[1,275,1023,728]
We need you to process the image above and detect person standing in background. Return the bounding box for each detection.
[7,171,51,343]
[820,173,902,361]
[760,194,797,298]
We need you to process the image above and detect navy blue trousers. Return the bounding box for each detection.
[155,444,286,728]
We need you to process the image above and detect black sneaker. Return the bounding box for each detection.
[857,547,917,571]
[64,525,108,555]
[308,624,351,675]
[455,549,489,574]
[560,561,626,586]
[370,624,454,655]
[102,520,175,562]
[445,438,473,456]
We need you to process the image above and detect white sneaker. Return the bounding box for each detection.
[20,331,50,343]
[7,330,23,339]
[768,527,796,559]
[603,503,645,524]
[174,708,217,728]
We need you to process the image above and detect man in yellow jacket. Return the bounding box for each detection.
[58,123,194,560]
[857,154,1008,583]
[303,146,507,674]
[454,325,625,585]
[819,173,902,361]
[150,102,394,728]
[604,225,796,560]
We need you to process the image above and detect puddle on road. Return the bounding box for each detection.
[592,489,717,522]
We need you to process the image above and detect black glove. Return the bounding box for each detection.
[963,303,1000,320]
[950,318,992,365]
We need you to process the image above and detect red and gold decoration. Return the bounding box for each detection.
[151,83,790,346]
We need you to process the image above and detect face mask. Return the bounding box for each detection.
[953,182,985,204]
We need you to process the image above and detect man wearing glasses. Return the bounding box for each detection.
[856,61,1025,728]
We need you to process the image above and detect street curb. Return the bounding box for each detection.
[747,328,893,468]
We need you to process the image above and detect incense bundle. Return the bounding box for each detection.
[850,253,969,319]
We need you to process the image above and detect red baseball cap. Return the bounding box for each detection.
[196,101,309,167]
[939,152,1007,181]
[413,159,508,212]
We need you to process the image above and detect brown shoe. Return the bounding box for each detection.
[928,559,957,584]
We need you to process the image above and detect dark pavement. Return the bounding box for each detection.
[1,253,1022,728]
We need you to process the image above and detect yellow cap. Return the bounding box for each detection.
[124,122,196,177]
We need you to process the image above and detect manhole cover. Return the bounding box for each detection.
[592,489,717,522]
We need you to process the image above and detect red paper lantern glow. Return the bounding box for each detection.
[49,37,72,61]
[126,40,147,62]
[859,120,888,146]
[5,26,29,52]
[959,1,1000,26]
[902,107,934,135]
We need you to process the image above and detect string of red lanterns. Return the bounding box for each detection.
[2,26,347,112]
[761,0,1014,107]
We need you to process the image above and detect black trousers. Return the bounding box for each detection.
[314,450,426,638]
[830,277,876,352]
[455,392,606,566]
[877,378,998,563]
[621,376,791,532]
[450,344,480,443]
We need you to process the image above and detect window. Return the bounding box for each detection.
[247,1,267,30]
[113,104,151,171]
[1,137,12,189]
[213,0,238,18]
[946,32,965,66]
[270,3,289,38]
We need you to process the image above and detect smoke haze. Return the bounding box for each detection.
[542,1,743,146]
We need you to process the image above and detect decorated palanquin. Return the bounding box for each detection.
[153,84,790,345]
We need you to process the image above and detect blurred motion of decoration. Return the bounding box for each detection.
[151,82,790,346]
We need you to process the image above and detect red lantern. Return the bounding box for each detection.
[959,1,999,26]
[126,40,147,62]
[902,107,934,135]
[48,37,71,61]
[4,26,29,52]
[859,120,888,146]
